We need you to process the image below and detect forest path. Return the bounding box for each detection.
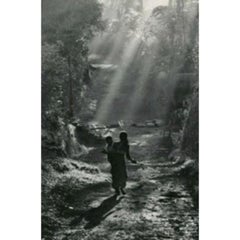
[54,127,198,240]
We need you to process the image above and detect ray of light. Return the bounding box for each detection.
[126,3,199,121]
[93,1,199,123]
[94,12,154,123]
[124,53,155,120]
[95,35,142,123]
[91,24,128,65]
[90,25,129,99]
[89,33,109,55]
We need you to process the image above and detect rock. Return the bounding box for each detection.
[71,162,79,169]
[52,162,69,173]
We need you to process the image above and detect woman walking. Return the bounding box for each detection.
[102,132,136,195]
[111,132,136,195]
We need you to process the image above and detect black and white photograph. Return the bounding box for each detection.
[41,1,199,239]
[2,0,240,240]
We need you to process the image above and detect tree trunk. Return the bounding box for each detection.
[67,56,74,119]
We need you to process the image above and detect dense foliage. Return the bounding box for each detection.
[42,0,104,119]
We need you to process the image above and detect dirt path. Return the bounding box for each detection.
[52,127,198,240]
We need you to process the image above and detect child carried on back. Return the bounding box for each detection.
[102,136,115,164]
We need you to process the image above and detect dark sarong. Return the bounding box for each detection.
[110,142,128,189]
[111,153,127,189]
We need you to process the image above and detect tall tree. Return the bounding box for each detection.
[42,0,104,119]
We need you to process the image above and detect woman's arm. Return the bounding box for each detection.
[126,145,137,163]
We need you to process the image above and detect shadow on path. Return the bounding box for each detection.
[70,194,123,229]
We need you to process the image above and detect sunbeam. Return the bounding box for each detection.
[94,6,156,123]
[125,52,155,121]
[95,35,142,123]
[91,0,199,124]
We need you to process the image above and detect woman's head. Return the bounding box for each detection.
[119,131,128,142]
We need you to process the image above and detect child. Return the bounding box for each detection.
[102,136,114,164]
